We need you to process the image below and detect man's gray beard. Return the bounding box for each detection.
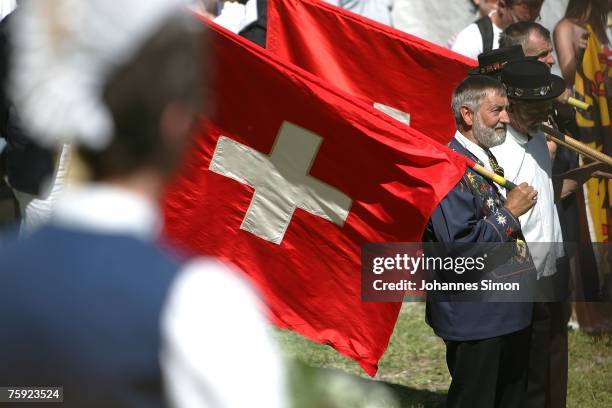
[474,114,506,148]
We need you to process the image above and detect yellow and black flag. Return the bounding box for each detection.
[574,24,611,278]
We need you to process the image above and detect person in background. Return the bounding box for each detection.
[324,0,394,26]
[491,59,572,408]
[446,0,498,48]
[451,0,545,60]
[212,0,395,49]
[500,21,556,66]
[0,6,69,234]
[472,0,498,18]
[0,1,287,407]
[554,0,612,335]
[499,20,595,408]
[554,0,609,90]
[499,21,577,115]
[194,0,268,48]
[499,20,573,157]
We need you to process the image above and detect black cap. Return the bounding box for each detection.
[501,59,565,100]
[468,45,526,78]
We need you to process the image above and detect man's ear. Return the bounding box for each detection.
[497,0,507,10]
[460,106,474,127]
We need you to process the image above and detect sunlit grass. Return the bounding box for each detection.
[275,303,611,407]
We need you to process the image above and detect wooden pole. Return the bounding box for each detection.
[538,124,612,168]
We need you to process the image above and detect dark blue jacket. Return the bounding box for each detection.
[0,225,180,407]
[423,138,534,341]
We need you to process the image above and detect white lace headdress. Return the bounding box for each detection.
[10,0,188,150]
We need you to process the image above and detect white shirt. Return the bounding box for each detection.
[453,130,494,173]
[54,184,287,408]
[0,0,15,21]
[14,144,72,234]
[490,126,564,278]
[324,0,393,26]
[213,0,258,34]
[450,12,502,60]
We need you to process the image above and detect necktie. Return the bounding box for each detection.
[485,148,505,177]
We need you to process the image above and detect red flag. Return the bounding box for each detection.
[163,17,467,375]
[267,0,476,144]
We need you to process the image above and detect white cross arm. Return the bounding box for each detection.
[208,122,353,244]
[373,102,411,126]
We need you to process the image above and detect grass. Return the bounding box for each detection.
[567,328,612,407]
[274,303,612,407]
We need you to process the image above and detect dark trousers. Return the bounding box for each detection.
[527,301,569,408]
[445,327,531,408]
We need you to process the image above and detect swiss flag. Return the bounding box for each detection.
[267,0,476,145]
[163,17,466,375]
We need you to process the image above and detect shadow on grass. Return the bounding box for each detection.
[291,361,446,408]
[384,381,446,408]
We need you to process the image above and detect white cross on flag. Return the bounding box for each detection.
[209,123,352,244]
[164,18,467,375]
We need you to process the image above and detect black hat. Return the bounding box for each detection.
[468,45,525,78]
[501,59,565,100]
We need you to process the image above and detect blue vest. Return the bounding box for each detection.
[0,225,181,408]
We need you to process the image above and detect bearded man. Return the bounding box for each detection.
[424,75,537,408]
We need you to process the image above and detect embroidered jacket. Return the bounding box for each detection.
[423,138,534,341]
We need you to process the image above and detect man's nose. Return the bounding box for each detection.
[540,53,556,68]
[500,110,510,124]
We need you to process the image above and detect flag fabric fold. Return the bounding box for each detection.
[163,15,467,375]
[267,0,476,145]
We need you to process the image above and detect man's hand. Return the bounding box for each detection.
[547,139,558,162]
[504,182,537,218]
[557,88,572,105]
[577,30,589,50]
[555,161,612,201]
[592,168,612,179]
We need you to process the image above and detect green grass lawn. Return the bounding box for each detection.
[274,303,612,407]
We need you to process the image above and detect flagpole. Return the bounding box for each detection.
[537,124,612,168]
[469,161,518,191]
